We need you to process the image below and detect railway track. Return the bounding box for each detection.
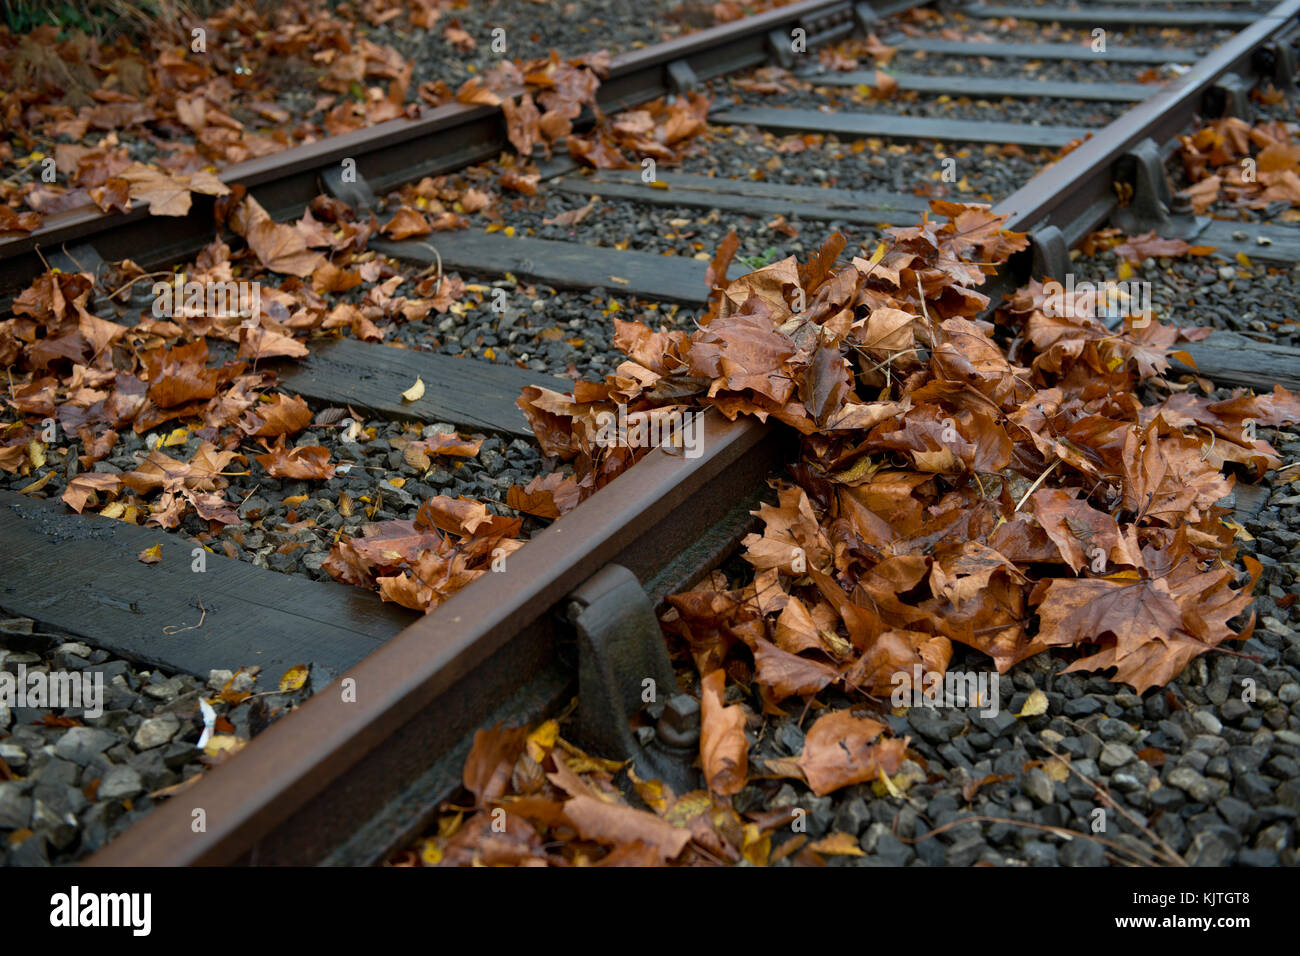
[2,0,1300,868]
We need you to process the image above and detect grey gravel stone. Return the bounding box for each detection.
[133,714,179,751]
[52,727,118,765]
[1021,768,1055,806]
[97,766,144,801]
[1060,837,1106,866]
[1167,766,1212,804]
[1192,710,1223,735]
[1099,742,1135,772]
[0,782,32,829]
[1186,827,1240,867]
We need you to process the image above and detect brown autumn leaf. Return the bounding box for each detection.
[239,393,313,437]
[62,473,121,512]
[383,206,432,239]
[88,177,131,213]
[455,77,502,107]
[506,471,580,518]
[543,201,596,227]
[503,92,541,157]
[463,724,529,805]
[238,327,309,361]
[0,206,42,232]
[119,163,230,217]
[699,668,747,796]
[1113,231,1193,264]
[499,169,540,195]
[562,795,691,862]
[255,438,335,479]
[1031,576,1184,662]
[871,69,899,99]
[415,495,522,539]
[796,709,907,796]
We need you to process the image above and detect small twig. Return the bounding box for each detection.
[1040,742,1186,866]
[1014,458,1060,512]
[104,270,172,301]
[162,599,207,635]
[908,813,1163,867]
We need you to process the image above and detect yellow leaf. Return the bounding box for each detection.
[504,226,516,237]
[874,765,904,798]
[203,734,246,758]
[1044,757,1070,782]
[1015,688,1049,718]
[17,471,53,494]
[1236,252,1252,269]
[162,427,189,447]
[282,494,309,507]
[27,440,45,469]
[388,477,406,488]
[278,664,310,692]
[1223,519,1253,541]
[483,347,496,360]
[138,543,163,564]
[628,766,671,815]
[1117,260,1135,280]
[808,832,864,856]
[100,501,126,519]
[742,823,772,865]
[663,790,712,827]
[419,839,443,865]
[1103,569,1142,581]
[526,720,559,763]
[401,376,425,402]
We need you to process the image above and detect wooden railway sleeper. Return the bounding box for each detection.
[565,563,702,795]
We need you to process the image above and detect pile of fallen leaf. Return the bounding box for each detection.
[1,0,717,231]
[397,708,906,866]
[514,202,1298,696]
[0,183,505,549]
[402,200,1300,865]
[1176,114,1300,217]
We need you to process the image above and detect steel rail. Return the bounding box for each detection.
[87,0,1300,867]
[995,0,1300,238]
